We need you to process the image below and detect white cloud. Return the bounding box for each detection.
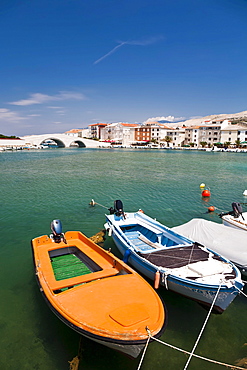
[47,106,64,109]
[9,91,86,106]
[144,115,186,123]
[0,108,25,122]
[144,116,175,123]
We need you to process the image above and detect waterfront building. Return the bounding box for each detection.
[220,124,247,146]
[0,138,26,150]
[65,128,89,137]
[199,124,221,146]
[184,126,200,146]
[88,123,108,140]
[133,122,172,146]
[101,122,138,146]
[164,127,185,147]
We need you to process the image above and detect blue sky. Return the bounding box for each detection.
[0,0,246,136]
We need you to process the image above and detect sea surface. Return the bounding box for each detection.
[0,148,246,370]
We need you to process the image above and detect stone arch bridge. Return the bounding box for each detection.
[21,133,110,148]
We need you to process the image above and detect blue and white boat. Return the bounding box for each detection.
[105,200,244,313]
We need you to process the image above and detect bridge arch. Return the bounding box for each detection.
[40,137,65,148]
[69,140,86,148]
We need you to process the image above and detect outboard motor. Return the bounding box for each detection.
[232,202,244,220]
[114,199,124,217]
[50,219,66,243]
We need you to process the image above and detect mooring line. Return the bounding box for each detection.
[136,327,151,370]
[148,336,246,370]
[89,199,109,209]
[236,286,247,298]
[137,281,246,370]
[183,282,222,369]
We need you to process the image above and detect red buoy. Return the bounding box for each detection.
[202,189,211,197]
[208,206,215,212]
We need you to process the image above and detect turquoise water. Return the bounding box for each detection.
[0,148,246,370]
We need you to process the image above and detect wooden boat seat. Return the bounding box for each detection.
[138,234,160,249]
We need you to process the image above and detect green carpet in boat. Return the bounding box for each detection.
[51,254,92,281]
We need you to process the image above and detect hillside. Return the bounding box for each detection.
[166,110,247,128]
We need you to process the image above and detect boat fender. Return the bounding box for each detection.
[154,271,160,289]
[208,206,215,212]
[108,228,112,237]
[123,249,131,263]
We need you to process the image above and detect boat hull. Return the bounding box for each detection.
[105,210,244,313]
[221,213,247,231]
[111,234,240,313]
[31,230,167,358]
[38,283,146,358]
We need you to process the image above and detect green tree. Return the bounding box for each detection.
[235,139,241,148]
[162,136,172,147]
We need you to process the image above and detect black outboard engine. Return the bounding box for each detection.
[232,202,244,220]
[50,219,66,243]
[114,199,124,217]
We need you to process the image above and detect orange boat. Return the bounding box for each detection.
[31,220,167,358]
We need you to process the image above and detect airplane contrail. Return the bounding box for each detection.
[93,36,163,65]
[93,42,127,65]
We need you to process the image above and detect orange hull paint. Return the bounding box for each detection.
[31,230,167,357]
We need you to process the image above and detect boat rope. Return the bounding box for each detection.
[136,327,151,370]
[89,199,109,209]
[68,336,83,370]
[236,285,247,299]
[161,271,170,290]
[188,243,195,264]
[183,281,222,369]
[148,335,246,370]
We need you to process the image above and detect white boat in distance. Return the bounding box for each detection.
[105,200,244,313]
[219,202,247,231]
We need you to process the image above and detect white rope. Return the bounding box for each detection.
[136,328,151,370]
[89,199,109,209]
[150,335,246,369]
[183,282,222,370]
[236,285,247,298]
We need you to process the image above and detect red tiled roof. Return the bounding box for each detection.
[88,123,108,127]
[65,129,82,133]
[121,123,139,127]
